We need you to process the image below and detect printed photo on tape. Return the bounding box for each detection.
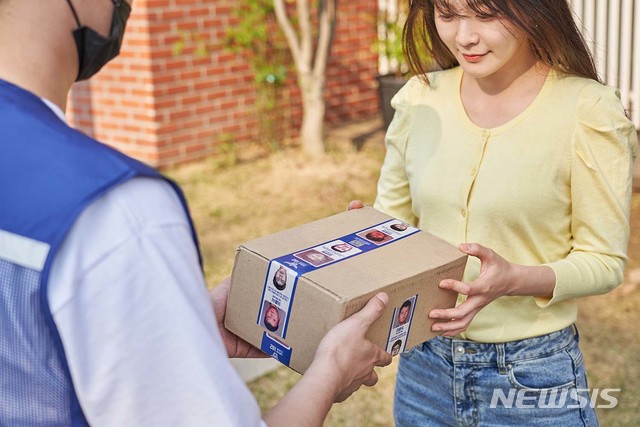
[390,222,408,232]
[330,242,354,253]
[359,229,393,244]
[391,339,403,356]
[392,296,417,329]
[294,249,334,266]
[272,265,288,291]
[397,299,412,326]
[260,301,286,336]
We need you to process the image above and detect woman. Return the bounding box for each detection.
[370,0,637,425]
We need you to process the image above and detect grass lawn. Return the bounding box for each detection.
[168,122,639,426]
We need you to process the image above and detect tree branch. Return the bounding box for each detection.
[297,0,313,73]
[313,0,336,78]
[273,0,303,70]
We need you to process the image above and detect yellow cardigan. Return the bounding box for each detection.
[374,67,638,342]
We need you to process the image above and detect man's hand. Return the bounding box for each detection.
[210,278,267,358]
[310,292,393,402]
[263,293,393,425]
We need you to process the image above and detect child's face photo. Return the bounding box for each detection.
[274,267,287,287]
[398,306,410,325]
[265,305,280,329]
[391,342,402,356]
[332,243,353,253]
[391,223,408,231]
[360,229,393,244]
[308,253,327,262]
[295,249,333,266]
[367,230,387,241]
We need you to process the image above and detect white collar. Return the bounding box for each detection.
[40,97,68,123]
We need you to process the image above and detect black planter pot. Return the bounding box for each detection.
[376,74,409,130]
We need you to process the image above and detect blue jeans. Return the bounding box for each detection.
[394,325,599,426]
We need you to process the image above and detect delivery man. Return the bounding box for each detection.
[0,0,391,425]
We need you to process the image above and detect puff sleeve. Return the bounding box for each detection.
[540,83,638,306]
[373,77,421,226]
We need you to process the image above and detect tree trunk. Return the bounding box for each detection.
[273,0,336,157]
[299,73,326,156]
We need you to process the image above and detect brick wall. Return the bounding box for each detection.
[68,1,380,168]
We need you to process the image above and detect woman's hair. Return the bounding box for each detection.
[404,0,600,83]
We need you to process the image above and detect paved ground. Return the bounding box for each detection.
[231,358,281,382]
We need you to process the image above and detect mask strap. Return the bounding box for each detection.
[65,0,82,27]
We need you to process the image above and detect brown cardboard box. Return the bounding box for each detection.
[224,206,467,373]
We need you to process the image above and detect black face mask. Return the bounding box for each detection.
[66,0,131,81]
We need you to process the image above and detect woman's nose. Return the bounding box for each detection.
[455,20,480,47]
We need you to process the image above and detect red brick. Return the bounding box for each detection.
[67,1,380,168]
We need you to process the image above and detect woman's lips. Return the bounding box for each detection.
[462,53,486,63]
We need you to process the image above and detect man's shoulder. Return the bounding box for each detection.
[49,177,190,287]
[80,177,189,240]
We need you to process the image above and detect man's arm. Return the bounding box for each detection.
[211,282,392,427]
[263,293,391,426]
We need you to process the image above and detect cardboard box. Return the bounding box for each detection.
[225,206,467,373]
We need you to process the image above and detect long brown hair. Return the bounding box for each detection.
[404,0,600,83]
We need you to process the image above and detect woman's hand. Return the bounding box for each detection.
[429,243,556,336]
[347,200,365,210]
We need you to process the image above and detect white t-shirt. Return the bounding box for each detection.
[45,100,265,426]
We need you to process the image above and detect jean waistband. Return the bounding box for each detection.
[427,325,578,366]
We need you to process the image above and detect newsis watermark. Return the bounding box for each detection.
[490,388,621,409]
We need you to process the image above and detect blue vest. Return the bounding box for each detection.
[0,79,201,426]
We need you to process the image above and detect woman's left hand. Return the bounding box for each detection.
[428,243,517,336]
